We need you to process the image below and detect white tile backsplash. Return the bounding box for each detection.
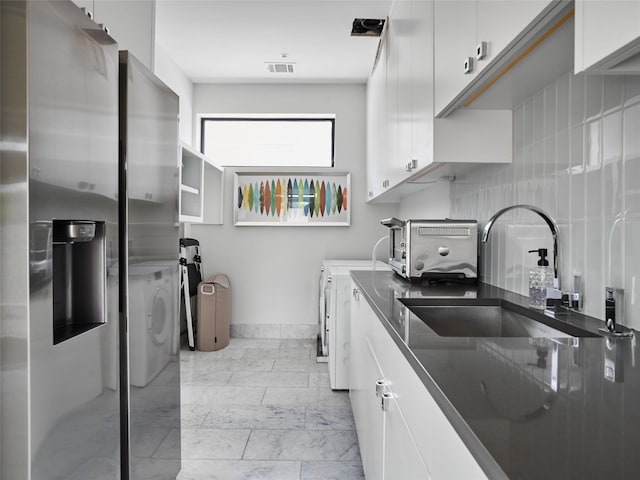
[585,75,603,122]
[557,74,570,132]
[450,72,640,330]
[570,73,585,127]
[544,83,557,139]
[625,77,640,106]
[604,76,625,115]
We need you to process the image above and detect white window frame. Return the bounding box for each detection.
[198,113,335,168]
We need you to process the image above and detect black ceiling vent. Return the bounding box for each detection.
[351,18,385,37]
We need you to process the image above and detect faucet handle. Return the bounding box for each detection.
[559,274,582,311]
[571,274,582,311]
[598,287,633,337]
[605,287,621,332]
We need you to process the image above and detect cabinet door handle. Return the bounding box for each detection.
[405,159,418,172]
[381,392,393,412]
[352,288,359,301]
[375,379,387,398]
[464,57,474,74]
[476,41,487,60]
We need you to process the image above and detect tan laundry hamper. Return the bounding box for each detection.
[196,274,230,351]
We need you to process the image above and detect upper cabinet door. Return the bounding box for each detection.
[434,1,477,116]
[435,0,558,116]
[575,0,640,73]
[366,43,389,200]
[476,0,551,75]
[385,3,411,190]
[391,0,413,178]
[410,0,434,168]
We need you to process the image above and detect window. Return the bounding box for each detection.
[200,115,335,167]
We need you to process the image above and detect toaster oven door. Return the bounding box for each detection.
[407,222,478,280]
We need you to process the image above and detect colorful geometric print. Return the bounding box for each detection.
[237,177,348,219]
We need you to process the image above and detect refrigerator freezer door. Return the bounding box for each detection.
[24,1,121,479]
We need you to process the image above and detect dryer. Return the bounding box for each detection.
[318,260,390,390]
[129,262,177,387]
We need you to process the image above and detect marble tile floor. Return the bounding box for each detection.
[174,338,364,480]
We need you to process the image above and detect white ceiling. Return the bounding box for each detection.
[155,0,393,84]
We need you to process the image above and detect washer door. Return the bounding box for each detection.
[149,286,171,346]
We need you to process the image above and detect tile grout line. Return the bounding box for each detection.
[240,428,253,460]
[259,385,268,404]
[147,427,175,460]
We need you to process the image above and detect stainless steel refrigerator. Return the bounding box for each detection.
[0,2,181,479]
[119,50,181,480]
[1,1,121,478]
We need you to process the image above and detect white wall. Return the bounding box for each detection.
[190,83,397,338]
[154,45,194,144]
[398,182,450,219]
[449,73,640,330]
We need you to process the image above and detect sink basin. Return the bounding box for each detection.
[399,299,600,338]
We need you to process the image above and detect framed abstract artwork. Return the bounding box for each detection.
[233,172,351,226]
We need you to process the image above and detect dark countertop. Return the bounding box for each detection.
[351,270,640,480]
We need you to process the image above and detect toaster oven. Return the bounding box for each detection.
[380,218,478,283]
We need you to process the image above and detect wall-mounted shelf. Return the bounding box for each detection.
[180,184,199,196]
[178,141,224,224]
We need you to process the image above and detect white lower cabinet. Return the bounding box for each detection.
[350,287,383,479]
[383,390,431,480]
[363,337,384,480]
[350,281,487,480]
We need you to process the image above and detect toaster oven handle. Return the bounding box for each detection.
[380,217,405,229]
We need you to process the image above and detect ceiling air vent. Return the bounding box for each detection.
[266,62,296,73]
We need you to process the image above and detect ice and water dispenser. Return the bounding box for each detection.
[52,220,107,344]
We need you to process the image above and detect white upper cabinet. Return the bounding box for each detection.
[410,0,435,169]
[365,0,512,203]
[71,0,155,71]
[435,0,555,115]
[575,0,640,74]
[366,43,391,200]
[477,0,553,72]
[179,143,204,223]
[388,0,413,181]
[179,142,224,224]
[434,1,478,117]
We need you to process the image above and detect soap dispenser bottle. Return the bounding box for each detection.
[528,248,554,309]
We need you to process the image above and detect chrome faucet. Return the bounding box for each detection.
[481,204,560,289]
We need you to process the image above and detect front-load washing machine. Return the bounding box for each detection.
[129,262,177,387]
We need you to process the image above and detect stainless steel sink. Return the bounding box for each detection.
[399,300,600,338]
